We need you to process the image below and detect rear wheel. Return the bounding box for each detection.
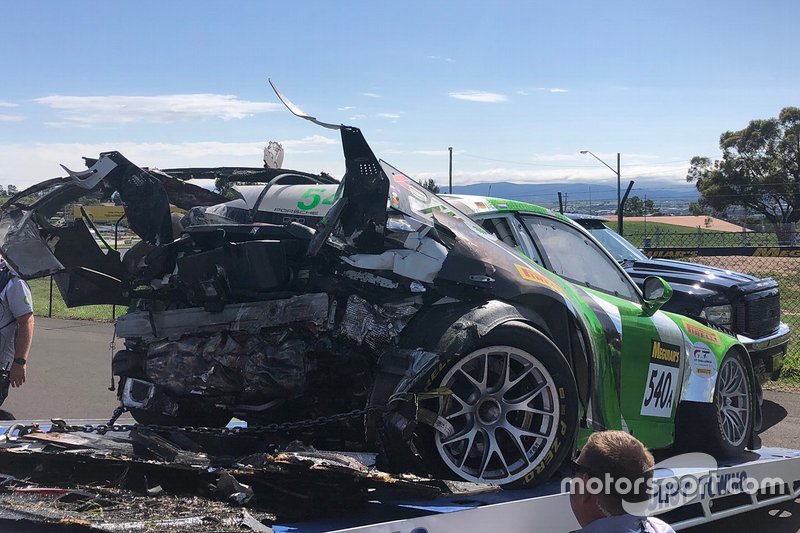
[415,324,578,487]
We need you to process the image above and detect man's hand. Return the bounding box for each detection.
[9,363,25,388]
[12,312,33,389]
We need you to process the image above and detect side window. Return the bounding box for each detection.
[522,215,639,301]
[481,217,518,248]
[480,215,544,265]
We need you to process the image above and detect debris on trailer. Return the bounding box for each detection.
[0,422,497,531]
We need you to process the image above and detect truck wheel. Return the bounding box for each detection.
[678,350,753,456]
[414,324,578,487]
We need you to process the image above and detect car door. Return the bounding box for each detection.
[477,211,686,447]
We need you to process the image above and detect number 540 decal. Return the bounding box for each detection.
[641,340,681,418]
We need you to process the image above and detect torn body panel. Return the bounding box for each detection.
[1,83,755,489]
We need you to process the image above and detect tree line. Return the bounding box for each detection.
[0,185,18,197]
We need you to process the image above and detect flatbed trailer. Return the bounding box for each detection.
[0,420,798,532]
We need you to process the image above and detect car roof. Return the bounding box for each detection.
[564,212,609,222]
[441,194,574,224]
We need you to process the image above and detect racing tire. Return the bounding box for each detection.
[412,323,578,488]
[677,350,754,457]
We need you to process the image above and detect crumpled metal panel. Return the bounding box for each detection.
[0,208,64,278]
[181,204,244,227]
[243,338,310,396]
[337,295,419,350]
[116,294,329,342]
[146,333,309,398]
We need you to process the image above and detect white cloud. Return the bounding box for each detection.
[349,114,367,121]
[516,90,530,96]
[534,87,568,93]
[34,94,280,125]
[280,135,338,151]
[448,91,507,103]
[528,153,586,162]
[412,161,689,186]
[361,92,380,98]
[0,101,19,108]
[0,115,25,122]
[338,106,356,111]
[376,113,401,119]
[0,136,341,187]
[427,55,455,63]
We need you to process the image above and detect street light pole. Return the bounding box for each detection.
[580,150,622,234]
[616,152,621,234]
[448,147,453,194]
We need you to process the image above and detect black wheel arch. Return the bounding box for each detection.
[391,297,591,413]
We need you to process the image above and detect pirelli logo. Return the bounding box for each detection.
[650,340,681,368]
[515,264,563,294]
[683,321,721,345]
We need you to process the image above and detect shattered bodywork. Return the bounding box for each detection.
[0,84,757,488]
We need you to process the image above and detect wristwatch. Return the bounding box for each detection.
[12,358,26,366]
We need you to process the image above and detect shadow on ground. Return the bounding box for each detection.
[761,399,789,433]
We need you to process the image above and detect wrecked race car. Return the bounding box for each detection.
[0,87,759,488]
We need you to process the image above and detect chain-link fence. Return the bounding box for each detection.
[630,230,799,375]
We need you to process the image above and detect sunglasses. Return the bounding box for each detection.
[570,459,595,477]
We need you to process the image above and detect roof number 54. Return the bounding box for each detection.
[297,187,337,211]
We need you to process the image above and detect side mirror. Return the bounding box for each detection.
[641,276,672,317]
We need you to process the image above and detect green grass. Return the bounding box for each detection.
[743,271,800,389]
[28,277,118,322]
[607,221,780,248]
[611,220,728,235]
[776,278,800,388]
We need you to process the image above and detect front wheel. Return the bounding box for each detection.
[712,351,754,455]
[414,324,578,487]
[677,350,754,456]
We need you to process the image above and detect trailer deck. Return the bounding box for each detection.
[0,420,797,532]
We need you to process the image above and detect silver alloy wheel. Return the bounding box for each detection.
[716,356,750,447]
[434,346,560,484]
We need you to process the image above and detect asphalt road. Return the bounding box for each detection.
[4,318,800,531]
[2,317,120,421]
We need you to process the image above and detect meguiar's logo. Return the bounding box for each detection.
[650,250,697,259]
[650,340,681,368]
[752,247,800,258]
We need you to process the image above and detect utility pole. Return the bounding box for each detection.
[580,150,623,234]
[616,153,621,235]
[448,147,453,194]
[588,185,592,215]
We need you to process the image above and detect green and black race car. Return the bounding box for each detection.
[0,85,760,489]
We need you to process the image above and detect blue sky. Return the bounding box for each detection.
[1,0,798,201]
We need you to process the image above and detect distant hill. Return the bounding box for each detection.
[449,181,699,205]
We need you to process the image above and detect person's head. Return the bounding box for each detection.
[569,430,655,527]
